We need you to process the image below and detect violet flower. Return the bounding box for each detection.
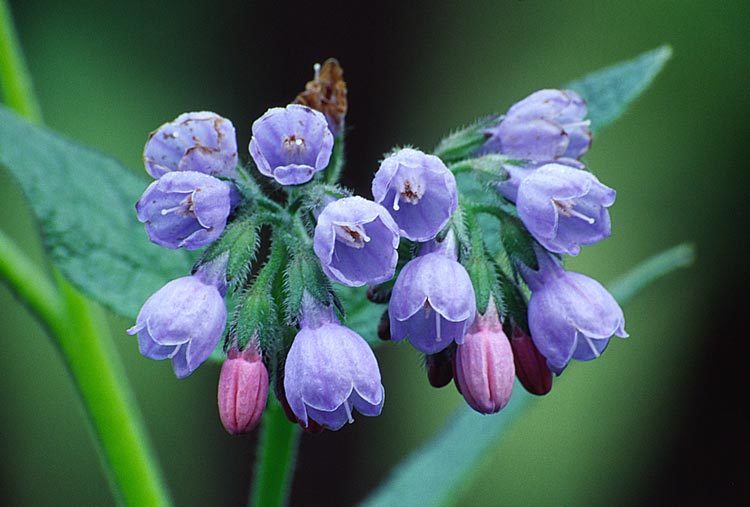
[136,171,233,250]
[515,163,616,255]
[522,252,628,373]
[453,302,515,414]
[284,294,384,431]
[249,104,334,185]
[389,236,476,354]
[313,196,400,287]
[372,148,458,241]
[127,257,228,379]
[144,111,238,179]
[483,89,591,161]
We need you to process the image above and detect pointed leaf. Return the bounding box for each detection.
[0,105,192,318]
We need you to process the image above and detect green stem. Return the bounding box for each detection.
[0,1,172,505]
[0,0,41,122]
[0,228,64,327]
[250,400,302,507]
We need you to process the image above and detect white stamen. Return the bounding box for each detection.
[392,191,401,211]
[585,335,601,358]
[160,205,182,216]
[334,224,370,249]
[313,62,321,81]
[343,400,354,424]
[568,208,596,224]
[554,199,596,224]
[435,311,442,342]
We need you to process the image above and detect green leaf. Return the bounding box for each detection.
[499,214,539,270]
[567,45,672,133]
[454,45,671,257]
[0,105,192,318]
[433,115,497,163]
[284,243,333,322]
[607,243,695,304]
[198,215,260,289]
[361,243,693,507]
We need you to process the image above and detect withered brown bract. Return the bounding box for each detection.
[293,58,347,136]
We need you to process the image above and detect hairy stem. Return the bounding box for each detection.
[250,400,302,507]
[0,1,172,504]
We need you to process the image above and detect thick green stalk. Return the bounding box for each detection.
[0,1,172,504]
[0,0,41,122]
[250,400,302,507]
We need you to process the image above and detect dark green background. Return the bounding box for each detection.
[1,1,746,505]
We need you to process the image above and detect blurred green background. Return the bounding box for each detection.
[1,0,747,505]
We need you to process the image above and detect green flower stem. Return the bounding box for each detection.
[0,228,64,327]
[250,400,302,507]
[0,0,41,122]
[1,1,172,504]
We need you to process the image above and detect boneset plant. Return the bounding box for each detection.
[0,4,693,502]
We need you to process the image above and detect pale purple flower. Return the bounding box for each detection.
[389,248,476,355]
[249,104,334,185]
[136,171,233,250]
[284,294,384,431]
[453,302,515,414]
[313,196,400,287]
[515,163,616,256]
[497,158,584,203]
[372,148,458,241]
[127,258,228,379]
[483,89,591,161]
[144,111,238,179]
[218,344,269,434]
[522,252,627,373]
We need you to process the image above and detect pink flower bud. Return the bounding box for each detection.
[218,346,269,434]
[510,325,552,395]
[453,303,515,414]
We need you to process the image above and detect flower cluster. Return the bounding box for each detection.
[128,60,628,435]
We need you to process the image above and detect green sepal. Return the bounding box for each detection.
[195,215,260,289]
[494,263,529,332]
[462,211,503,316]
[499,213,539,270]
[324,134,346,184]
[283,242,335,323]
[229,237,287,351]
[433,115,498,163]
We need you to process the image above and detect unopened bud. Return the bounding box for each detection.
[453,304,514,414]
[218,346,269,434]
[510,325,552,395]
[377,310,391,341]
[426,348,453,388]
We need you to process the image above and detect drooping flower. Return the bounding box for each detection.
[509,324,552,395]
[136,171,233,250]
[127,256,228,379]
[372,148,458,241]
[483,89,591,161]
[389,236,476,354]
[217,344,269,434]
[249,104,334,185]
[313,196,400,287]
[496,157,585,203]
[453,301,515,414]
[515,163,616,255]
[284,294,384,431]
[143,111,238,179]
[521,251,628,373]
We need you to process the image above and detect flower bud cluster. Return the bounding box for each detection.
[127,61,629,434]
